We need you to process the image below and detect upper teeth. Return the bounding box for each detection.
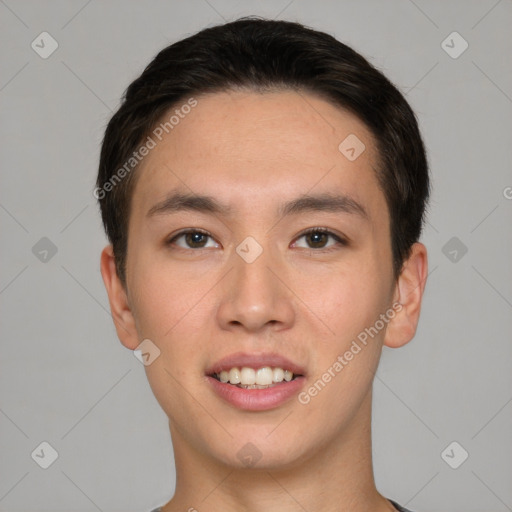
[217,367,294,385]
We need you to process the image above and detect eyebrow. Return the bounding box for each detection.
[147,191,369,221]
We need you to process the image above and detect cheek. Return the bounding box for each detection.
[128,246,202,335]
[296,273,390,432]
[129,271,177,338]
[128,255,214,373]
[129,262,208,413]
[304,262,390,345]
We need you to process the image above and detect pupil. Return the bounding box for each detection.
[309,232,326,248]
[187,232,206,247]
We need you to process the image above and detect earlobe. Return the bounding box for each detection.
[100,245,140,350]
[384,242,428,349]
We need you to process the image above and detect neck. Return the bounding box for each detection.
[161,389,395,512]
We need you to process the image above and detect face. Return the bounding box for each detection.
[118,90,401,470]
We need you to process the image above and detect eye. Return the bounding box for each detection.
[167,229,219,249]
[166,227,347,251]
[292,227,347,250]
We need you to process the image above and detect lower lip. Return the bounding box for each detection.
[207,376,305,411]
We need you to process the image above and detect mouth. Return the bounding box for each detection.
[205,352,306,411]
[210,366,302,389]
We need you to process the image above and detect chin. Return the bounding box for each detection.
[206,433,316,472]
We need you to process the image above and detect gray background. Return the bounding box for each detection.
[1,0,511,510]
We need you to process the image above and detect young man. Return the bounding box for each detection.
[96,18,429,512]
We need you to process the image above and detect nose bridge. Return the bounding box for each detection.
[216,235,294,331]
[234,236,275,298]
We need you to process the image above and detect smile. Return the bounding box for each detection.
[213,366,297,389]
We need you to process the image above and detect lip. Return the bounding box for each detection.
[207,375,306,411]
[205,351,306,376]
[205,352,307,412]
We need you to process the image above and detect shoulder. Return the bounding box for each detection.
[150,503,413,512]
[389,499,415,512]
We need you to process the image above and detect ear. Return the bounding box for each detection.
[384,242,428,349]
[100,245,140,350]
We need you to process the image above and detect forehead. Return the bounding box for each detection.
[131,89,386,220]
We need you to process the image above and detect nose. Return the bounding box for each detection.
[216,243,295,333]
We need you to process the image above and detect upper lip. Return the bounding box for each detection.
[206,352,306,376]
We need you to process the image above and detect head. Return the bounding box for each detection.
[98,18,429,470]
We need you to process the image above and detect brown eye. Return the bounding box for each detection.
[293,228,347,250]
[305,231,329,248]
[168,230,218,249]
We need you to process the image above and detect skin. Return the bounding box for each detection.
[101,90,427,512]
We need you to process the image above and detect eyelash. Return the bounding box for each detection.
[166,227,348,252]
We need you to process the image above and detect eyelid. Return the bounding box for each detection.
[169,227,212,239]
